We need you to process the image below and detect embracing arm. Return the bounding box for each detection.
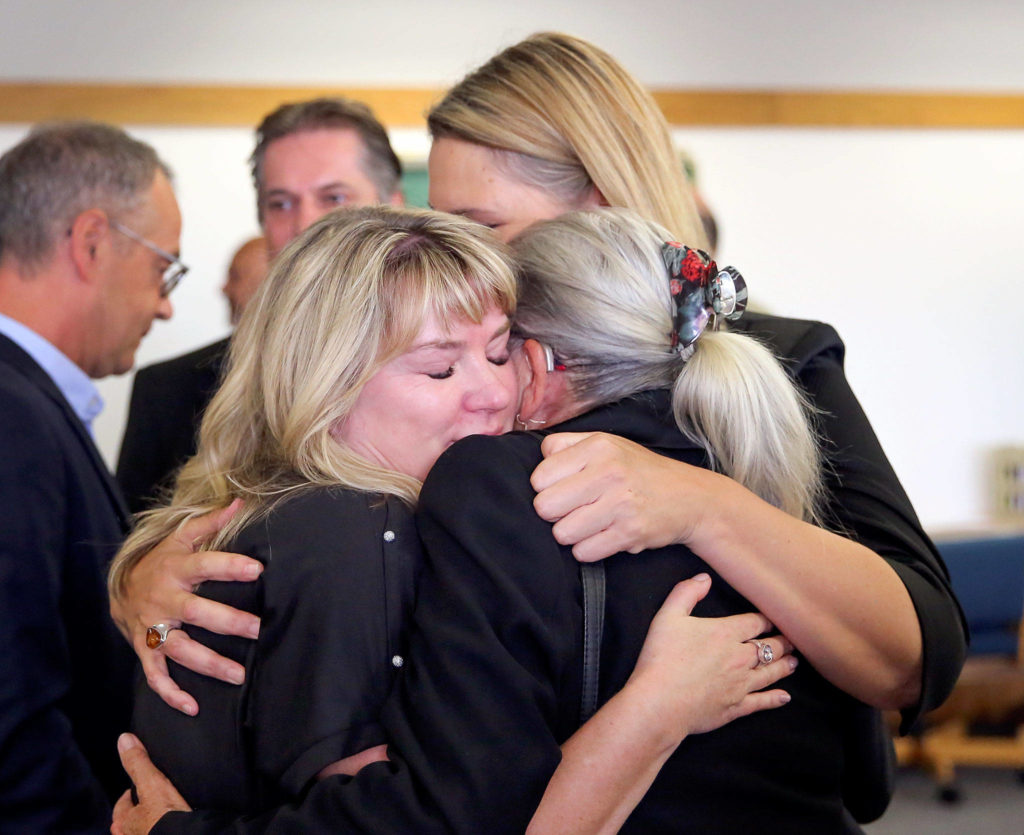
[527,577,794,835]
[109,502,263,715]
[114,574,794,835]
[533,432,922,710]
[115,438,796,835]
[531,345,967,719]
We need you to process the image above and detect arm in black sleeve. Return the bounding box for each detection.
[0,401,111,834]
[791,327,967,727]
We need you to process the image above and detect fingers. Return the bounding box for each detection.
[117,733,156,786]
[111,789,134,835]
[115,733,190,827]
[731,688,793,721]
[137,635,200,715]
[745,635,795,670]
[546,494,615,543]
[163,630,245,685]
[656,575,712,616]
[177,589,260,639]
[533,470,599,524]
[753,654,799,690]
[569,529,631,563]
[532,433,608,495]
[185,549,263,586]
[136,617,248,714]
[729,611,775,643]
[537,431,597,462]
[174,499,243,550]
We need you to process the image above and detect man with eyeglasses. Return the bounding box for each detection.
[0,121,183,833]
[116,97,403,514]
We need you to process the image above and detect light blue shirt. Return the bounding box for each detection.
[0,311,104,433]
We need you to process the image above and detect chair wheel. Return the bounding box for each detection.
[938,785,961,803]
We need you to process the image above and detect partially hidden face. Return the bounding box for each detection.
[260,128,399,257]
[222,238,269,325]
[428,137,592,244]
[333,306,518,482]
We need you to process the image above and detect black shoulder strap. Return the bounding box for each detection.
[580,561,606,724]
[524,429,607,726]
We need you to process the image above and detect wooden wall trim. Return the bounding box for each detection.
[651,89,1024,128]
[1,82,1023,129]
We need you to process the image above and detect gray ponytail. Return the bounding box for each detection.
[672,329,822,521]
[512,208,822,522]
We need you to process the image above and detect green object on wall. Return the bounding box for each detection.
[402,166,430,208]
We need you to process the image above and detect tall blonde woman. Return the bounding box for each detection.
[111,206,795,833]
[422,32,965,727]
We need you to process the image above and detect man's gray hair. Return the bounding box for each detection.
[250,97,402,214]
[0,121,170,269]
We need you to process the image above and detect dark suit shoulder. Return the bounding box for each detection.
[118,338,231,512]
[0,362,61,427]
[133,337,230,389]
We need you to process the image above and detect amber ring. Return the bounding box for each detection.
[145,622,180,650]
[749,639,774,667]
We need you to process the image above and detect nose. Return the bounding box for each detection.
[156,296,173,320]
[297,201,324,237]
[464,360,514,414]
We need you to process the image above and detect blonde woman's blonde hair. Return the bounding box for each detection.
[110,206,516,595]
[512,209,822,522]
[427,32,708,250]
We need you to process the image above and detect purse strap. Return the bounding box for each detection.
[580,561,606,724]
[526,431,607,726]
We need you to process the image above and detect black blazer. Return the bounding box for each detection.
[0,334,135,834]
[116,337,229,514]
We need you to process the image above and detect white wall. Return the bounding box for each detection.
[1,0,1022,530]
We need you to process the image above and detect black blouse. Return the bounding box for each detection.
[134,487,421,813]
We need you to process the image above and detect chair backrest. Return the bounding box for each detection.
[935,534,1024,660]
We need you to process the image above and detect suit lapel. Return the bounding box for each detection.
[0,334,131,531]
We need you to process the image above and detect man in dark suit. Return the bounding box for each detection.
[117,98,404,513]
[0,122,183,833]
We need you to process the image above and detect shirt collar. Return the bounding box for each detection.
[0,312,104,431]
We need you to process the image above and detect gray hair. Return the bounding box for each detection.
[0,121,170,269]
[511,208,823,522]
[250,97,402,213]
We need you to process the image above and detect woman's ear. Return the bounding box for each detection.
[517,339,554,423]
[579,185,609,210]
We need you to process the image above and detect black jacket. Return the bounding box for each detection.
[116,337,229,514]
[0,334,135,834]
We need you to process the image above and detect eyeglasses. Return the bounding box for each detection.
[110,220,188,297]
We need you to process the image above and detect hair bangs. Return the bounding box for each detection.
[376,226,516,359]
